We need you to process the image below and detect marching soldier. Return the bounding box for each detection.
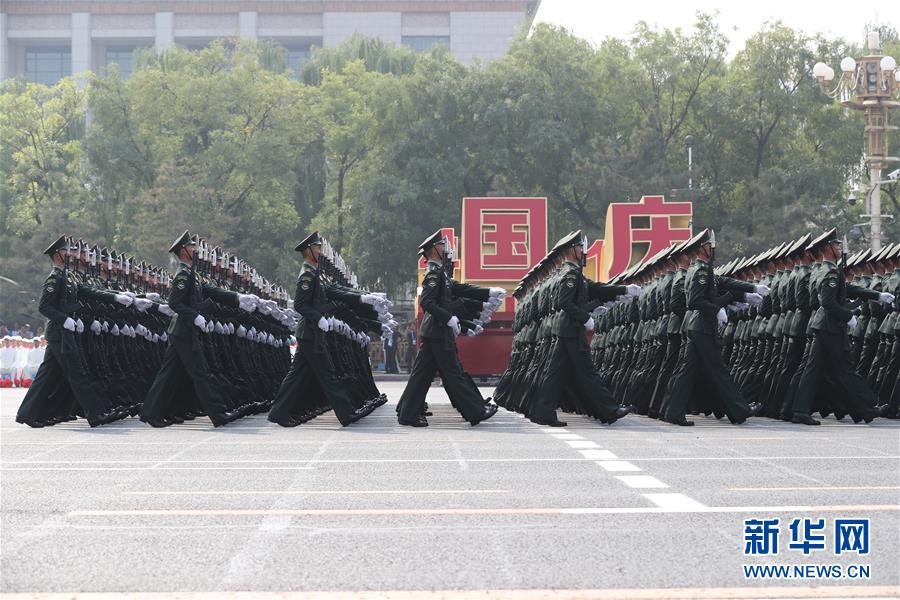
[140,232,240,427]
[16,237,130,427]
[499,231,636,427]
[662,230,766,426]
[396,231,502,427]
[269,231,390,427]
[789,233,894,424]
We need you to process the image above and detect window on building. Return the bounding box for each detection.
[286,45,313,78]
[106,46,142,79]
[401,36,450,53]
[25,47,71,85]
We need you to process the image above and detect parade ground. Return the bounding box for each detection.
[1,383,899,599]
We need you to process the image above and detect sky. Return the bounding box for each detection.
[532,0,897,54]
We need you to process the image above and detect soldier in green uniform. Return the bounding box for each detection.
[790,234,894,424]
[530,231,636,427]
[662,230,765,426]
[268,232,369,427]
[396,231,501,427]
[16,237,127,427]
[140,231,238,427]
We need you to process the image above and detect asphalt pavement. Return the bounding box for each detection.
[2,383,899,599]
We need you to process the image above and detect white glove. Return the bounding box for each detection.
[361,294,377,305]
[755,284,771,297]
[317,316,329,332]
[145,293,161,302]
[467,328,477,336]
[160,332,168,342]
[625,284,642,297]
[193,314,207,329]
[63,317,76,331]
[878,292,895,305]
[716,308,728,325]
[152,334,159,343]
[101,321,109,332]
[744,292,763,306]
[237,325,247,338]
[474,324,484,335]
[848,315,858,329]
[289,336,297,345]
[205,320,214,333]
[114,294,133,306]
[133,298,152,312]
[157,304,175,317]
[90,320,101,334]
[135,324,147,336]
[584,316,595,331]
[75,318,84,333]
[213,322,225,334]
[111,324,120,336]
[227,323,235,335]
[267,333,275,345]
[447,315,459,330]
[489,287,506,299]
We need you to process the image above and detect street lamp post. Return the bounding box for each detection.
[813,31,899,251]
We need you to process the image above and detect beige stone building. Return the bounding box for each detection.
[0,0,540,83]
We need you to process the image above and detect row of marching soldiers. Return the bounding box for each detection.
[15,230,396,428]
[494,231,638,427]
[592,228,898,426]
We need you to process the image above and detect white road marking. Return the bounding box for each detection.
[122,489,512,496]
[550,433,583,440]
[642,493,707,511]
[65,503,900,517]
[5,455,897,468]
[615,475,668,489]
[579,450,618,460]
[566,440,600,449]
[596,461,641,472]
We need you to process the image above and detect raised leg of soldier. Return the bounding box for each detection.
[563,337,620,421]
[690,332,750,423]
[661,335,701,424]
[432,342,489,422]
[142,342,192,422]
[302,344,358,426]
[268,348,315,424]
[15,347,66,425]
[397,339,440,423]
[529,341,568,422]
[169,336,231,425]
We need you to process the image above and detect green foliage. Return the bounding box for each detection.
[2,22,897,325]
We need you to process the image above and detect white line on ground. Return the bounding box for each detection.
[615,475,668,489]
[642,493,707,511]
[566,440,600,449]
[121,489,513,496]
[596,461,642,472]
[549,433,583,440]
[578,450,618,460]
[65,503,900,517]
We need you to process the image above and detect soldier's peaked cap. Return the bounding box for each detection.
[416,230,445,256]
[806,228,837,251]
[677,228,710,254]
[295,231,324,252]
[787,233,812,256]
[168,230,195,254]
[553,230,584,251]
[43,235,69,256]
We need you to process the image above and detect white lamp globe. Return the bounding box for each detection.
[881,56,896,72]
[840,57,857,73]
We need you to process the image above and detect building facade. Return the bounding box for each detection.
[0,1,540,83]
